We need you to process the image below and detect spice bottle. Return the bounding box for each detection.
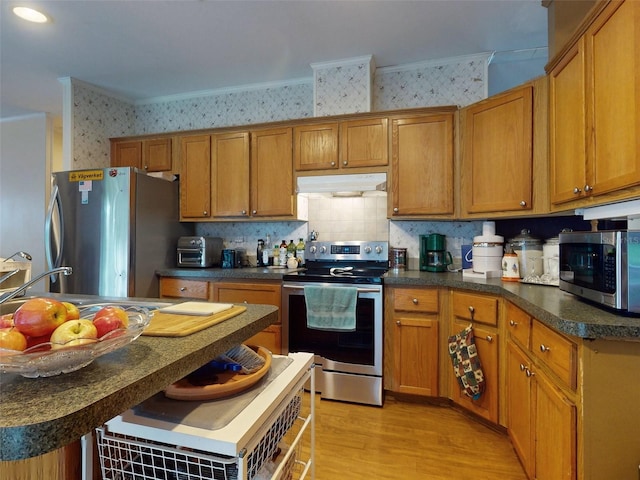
[296,238,305,266]
[256,239,265,267]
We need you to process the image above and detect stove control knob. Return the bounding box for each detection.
[375,245,383,254]
[320,246,327,253]
[309,245,317,254]
[364,246,372,254]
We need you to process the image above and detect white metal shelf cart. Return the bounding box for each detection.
[96,352,315,480]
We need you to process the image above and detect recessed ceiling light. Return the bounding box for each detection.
[12,6,49,23]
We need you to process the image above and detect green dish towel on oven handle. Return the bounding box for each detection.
[448,324,486,400]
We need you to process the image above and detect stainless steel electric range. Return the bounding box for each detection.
[282,240,388,406]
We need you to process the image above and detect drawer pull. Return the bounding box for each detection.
[525,368,535,378]
[412,298,418,304]
[180,287,187,292]
[468,305,475,320]
[485,335,493,343]
[539,344,551,353]
[509,319,518,327]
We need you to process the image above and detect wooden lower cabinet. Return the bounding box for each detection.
[450,291,500,423]
[212,280,282,354]
[159,277,210,300]
[0,441,81,480]
[385,287,440,396]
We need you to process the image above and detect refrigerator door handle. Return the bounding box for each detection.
[45,182,64,281]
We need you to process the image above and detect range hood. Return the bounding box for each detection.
[296,173,387,194]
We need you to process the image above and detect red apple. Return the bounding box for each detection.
[13,298,68,337]
[50,319,98,349]
[94,306,129,328]
[62,302,80,321]
[93,313,127,338]
[0,327,27,353]
[0,313,14,328]
[26,334,52,349]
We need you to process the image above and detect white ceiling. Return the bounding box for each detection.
[0,0,548,120]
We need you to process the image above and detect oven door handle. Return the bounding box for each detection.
[282,283,381,294]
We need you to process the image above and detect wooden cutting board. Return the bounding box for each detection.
[142,305,247,337]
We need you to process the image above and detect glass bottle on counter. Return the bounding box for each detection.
[256,239,265,267]
[296,238,305,266]
[279,240,288,266]
[287,240,296,259]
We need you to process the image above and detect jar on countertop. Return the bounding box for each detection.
[508,229,543,278]
[542,236,560,279]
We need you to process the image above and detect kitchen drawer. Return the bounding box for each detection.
[159,278,209,300]
[393,288,439,313]
[505,301,532,348]
[531,319,577,390]
[452,291,499,327]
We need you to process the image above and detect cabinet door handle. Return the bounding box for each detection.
[396,320,401,326]
[573,187,582,194]
[203,210,208,216]
[519,363,526,372]
[584,184,593,192]
[539,344,551,353]
[485,335,493,343]
[393,207,399,213]
[519,200,527,207]
[180,287,186,292]
[525,368,535,378]
[330,161,336,166]
[252,210,257,215]
[468,305,475,320]
[412,298,418,304]
[509,319,518,327]
[241,210,247,215]
[343,161,348,166]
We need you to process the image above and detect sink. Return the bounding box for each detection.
[0,295,173,315]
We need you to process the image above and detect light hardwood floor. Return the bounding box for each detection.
[302,393,527,480]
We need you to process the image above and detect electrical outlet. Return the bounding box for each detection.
[233,237,244,243]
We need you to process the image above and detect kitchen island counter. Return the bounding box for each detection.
[0,298,278,461]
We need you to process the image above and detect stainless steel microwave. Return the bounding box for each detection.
[559,230,640,313]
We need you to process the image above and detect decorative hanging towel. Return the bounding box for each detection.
[448,324,486,400]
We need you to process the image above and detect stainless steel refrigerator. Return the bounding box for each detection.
[46,167,192,297]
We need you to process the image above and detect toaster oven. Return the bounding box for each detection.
[177,236,223,268]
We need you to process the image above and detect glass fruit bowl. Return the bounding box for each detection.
[0,304,151,378]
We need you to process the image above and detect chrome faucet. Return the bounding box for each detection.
[0,266,72,304]
[2,251,33,262]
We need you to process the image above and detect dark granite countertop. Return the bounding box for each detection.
[0,299,277,461]
[157,267,640,340]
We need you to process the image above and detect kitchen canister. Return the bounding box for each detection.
[389,247,407,271]
[508,229,543,278]
[472,221,504,273]
[542,236,560,279]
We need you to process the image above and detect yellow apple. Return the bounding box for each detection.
[61,302,80,321]
[50,319,98,349]
[0,327,27,353]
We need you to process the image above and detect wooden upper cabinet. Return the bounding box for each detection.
[111,140,142,168]
[250,127,294,217]
[179,134,211,219]
[340,117,388,168]
[294,123,339,171]
[111,138,173,172]
[211,132,250,217]
[460,85,534,216]
[549,37,588,205]
[586,0,640,196]
[390,113,454,217]
[549,0,640,209]
[293,117,387,172]
[143,138,172,172]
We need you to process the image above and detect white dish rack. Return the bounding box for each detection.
[0,260,31,294]
[96,352,315,480]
